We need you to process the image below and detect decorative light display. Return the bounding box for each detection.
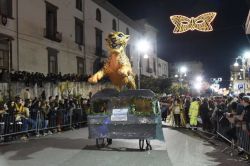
[170,12,217,33]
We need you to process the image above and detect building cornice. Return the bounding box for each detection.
[92,0,143,32]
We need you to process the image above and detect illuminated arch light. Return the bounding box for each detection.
[170,12,217,34]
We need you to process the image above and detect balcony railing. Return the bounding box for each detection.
[43,28,62,42]
[146,68,153,73]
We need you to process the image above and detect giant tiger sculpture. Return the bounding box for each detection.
[88,32,136,90]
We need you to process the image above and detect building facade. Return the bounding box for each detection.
[157,58,168,78]
[0,0,85,74]
[230,9,250,94]
[0,0,168,79]
[169,61,204,79]
[230,64,250,94]
[84,0,161,77]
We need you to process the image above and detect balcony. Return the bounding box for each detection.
[43,28,62,42]
[146,68,153,73]
[230,65,241,72]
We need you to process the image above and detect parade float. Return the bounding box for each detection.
[87,32,163,150]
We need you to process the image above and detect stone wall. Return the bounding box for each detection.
[0,82,114,101]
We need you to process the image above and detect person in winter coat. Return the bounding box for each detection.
[173,98,182,127]
[189,98,199,130]
[199,98,212,131]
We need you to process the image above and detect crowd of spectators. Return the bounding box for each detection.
[160,93,250,160]
[0,92,92,141]
[0,70,109,86]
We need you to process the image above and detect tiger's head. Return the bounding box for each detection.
[105,32,130,53]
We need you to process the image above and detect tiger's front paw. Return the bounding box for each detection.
[118,68,128,77]
[88,75,98,84]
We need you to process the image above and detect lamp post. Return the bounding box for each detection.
[179,66,187,88]
[232,51,250,93]
[194,75,203,95]
[136,39,150,89]
[175,66,187,94]
[210,78,222,96]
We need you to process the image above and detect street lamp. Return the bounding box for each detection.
[243,51,250,59]
[210,78,222,96]
[180,66,187,73]
[193,75,203,94]
[136,39,151,89]
[232,52,250,93]
[175,65,187,94]
[233,62,239,67]
[196,75,203,82]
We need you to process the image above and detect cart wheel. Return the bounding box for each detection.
[107,138,112,145]
[96,138,105,148]
[139,139,144,150]
[146,140,152,151]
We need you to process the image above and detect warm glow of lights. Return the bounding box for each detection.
[137,40,150,53]
[194,82,202,90]
[143,54,149,59]
[196,76,203,82]
[234,62,239,67]
[170,12,217,33]
[243,51,250,59]
[180,66,187,73]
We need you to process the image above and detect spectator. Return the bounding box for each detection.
[200,98,212,131]
[24,89,31,100]
[41,101,51,135]
[160,97,168,121]
[189,98,199,130]
[173,98,182,127]
[184,97,191,126]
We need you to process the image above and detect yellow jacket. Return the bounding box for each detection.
[189,101,199,117]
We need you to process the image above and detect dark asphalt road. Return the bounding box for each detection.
[0,127,248,166]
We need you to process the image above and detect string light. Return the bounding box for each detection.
[170,12,217,33]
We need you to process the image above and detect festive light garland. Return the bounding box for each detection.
[170,12,217,33]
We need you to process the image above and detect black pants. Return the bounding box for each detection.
[174,114,181,127]
[226,127,237,141]
[185,109,190,124]
[201,115,212,131]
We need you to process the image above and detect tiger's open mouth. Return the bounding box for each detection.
[110,43,122,49]
[107,39,122,49]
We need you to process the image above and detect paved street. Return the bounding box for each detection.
[0,127,248,166]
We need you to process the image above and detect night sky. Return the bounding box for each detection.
[108,0,250,87]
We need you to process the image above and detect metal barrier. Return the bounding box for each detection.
[0,108,87,141]
[216,111,250,154]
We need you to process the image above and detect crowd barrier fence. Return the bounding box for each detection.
[0,108,87,140]
[216,111,250,154]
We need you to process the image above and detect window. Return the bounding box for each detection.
[146,58,152,73]
[96,8,101,22]
[0,40,10,70]
[47,47,58,74]
[153,58,156,73]
[95,28,102,56]
[75,18,84,45]
[77,57,85,75]
[93,58,103,73]
[76,0,82,11]
[126,28,129,35]
[46,2,58,41]
[147,58,150,71]
[0,50,8,69]
[0,0,12,17]
[112,19,117,31]
[126,44,131,60]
